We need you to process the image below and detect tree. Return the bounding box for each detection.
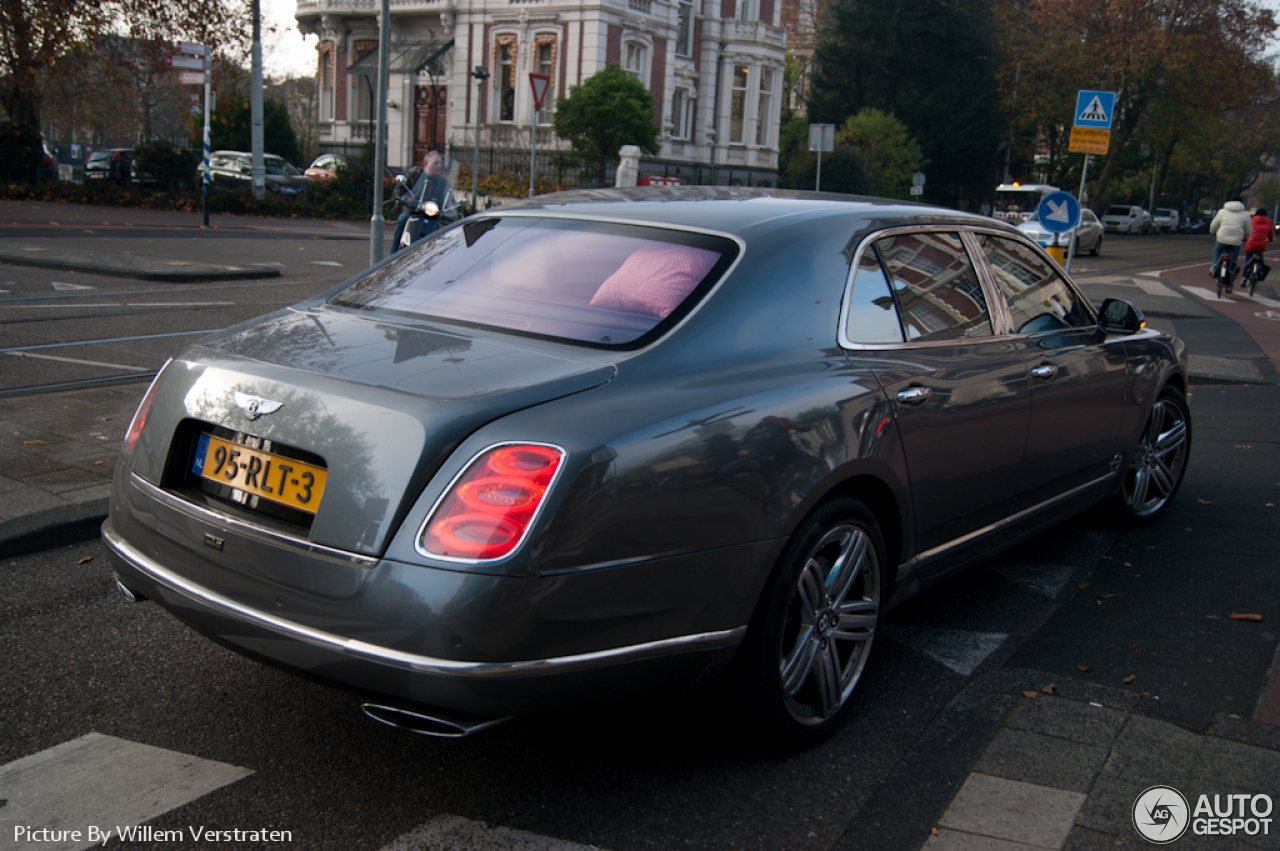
[202,94,300,164]
[808,0,1002,207]
[1,0,246,150]
[835,109,924,198]
[553,64,659,187]
[997,0,1277,212]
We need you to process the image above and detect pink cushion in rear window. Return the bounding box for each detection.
[589,243,720,318]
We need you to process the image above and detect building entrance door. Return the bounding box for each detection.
[413,85,448,163]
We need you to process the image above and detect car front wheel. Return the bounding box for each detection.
[1117,387,1190,522]
[1091,235,1102,256]
[736,496,886,743]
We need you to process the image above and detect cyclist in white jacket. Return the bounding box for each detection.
[1210,198,1251,291]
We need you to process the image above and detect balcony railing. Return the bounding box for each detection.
[729,20,786,47]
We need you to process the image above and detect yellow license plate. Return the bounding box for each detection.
[192,433,327,514]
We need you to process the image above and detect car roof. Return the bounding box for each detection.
[484,187,1009,243]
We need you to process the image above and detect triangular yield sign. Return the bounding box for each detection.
[529,73,551,111]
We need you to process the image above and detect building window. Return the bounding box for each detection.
[319,45,334,121]
[535,35,556,122]
[737,0,757,21]
[729,64,748,144]
[624,42,647,81]
[495,36,517,122]
[676,0,694,57]
[672,88,695,140]
[755,68,773,146]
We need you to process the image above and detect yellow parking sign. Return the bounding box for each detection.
[1069,126,1110,155]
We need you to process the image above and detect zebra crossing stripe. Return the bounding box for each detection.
[890,627,1008,677]
[379,815,607,851]
[0,733,252,850]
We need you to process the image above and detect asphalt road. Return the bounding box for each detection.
[2,208,1278,851]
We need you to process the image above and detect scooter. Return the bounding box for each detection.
[394,175,456,252]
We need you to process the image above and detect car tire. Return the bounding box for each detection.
[1113,386,1191,524]
[734,495,886,744]
[1091,235,1102,256]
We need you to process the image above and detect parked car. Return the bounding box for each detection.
[304,153,348,180]
[1101,204,1148,234]
[1153,208,1179,234]
[85,148,133,184]
[1017,208,1104,256]
[103,188,1191,743]
[202,150,309,196]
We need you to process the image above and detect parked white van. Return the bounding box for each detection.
[1101,205,1151,234]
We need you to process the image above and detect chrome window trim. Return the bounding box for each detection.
[129,472,378,568]
[413,441,569,565]
[838,223,1099,351]
[963,226,1100,329]
[103,522,745,679]
[837,224,1007,351]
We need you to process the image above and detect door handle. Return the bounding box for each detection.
[1031,363,1059,381]
[896,386,931,405]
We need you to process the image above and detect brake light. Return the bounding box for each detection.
[419,444,564,561]
[124,359,171,454]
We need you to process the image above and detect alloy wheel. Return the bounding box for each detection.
[778,524,880,725]
[1123,397,1190,517]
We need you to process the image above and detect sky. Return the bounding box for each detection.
[261,0,318,80]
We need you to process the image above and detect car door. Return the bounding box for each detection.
[974,232,1128,509]
[842,229,1031,564]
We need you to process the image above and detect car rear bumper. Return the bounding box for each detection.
[102,489,754,716]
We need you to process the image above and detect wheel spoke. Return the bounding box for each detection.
[1129,466,1151,508]
[815,641,842,717]
[797,560,824,623]
[835,600,878,641]
[781,628,818,696]
[1150,459,1175,496]
[826,530,866,606]
[1156,419,1187,455]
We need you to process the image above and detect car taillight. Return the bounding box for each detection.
[124,359,171,455]
[419,444,564,561]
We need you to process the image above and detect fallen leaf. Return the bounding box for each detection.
[23,439,46,445]
[1078,665,1092,672]
[77,556,92,565]
[1236,445,1252,449]
[1198,498,1214,505]
[1132,645,1143,653]
[1042,683,1056,695]
[1123,675,1137,684]
[1267,503,1275,507]
[1022,690,1039,698]
[102,417,111,421]
[1078,582,1091,589]
[93,460,104,466]
[1230,613,1263,622]
[1146,546,1156,549]
[1099,593,1124,600]
[1123,562,1132,567]
[931,828,939,837]
[1230,714,1242,719]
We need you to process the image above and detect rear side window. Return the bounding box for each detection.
[845,250,905,343]
[1105,206,1131,217]
[330,217,737,347]
[874,232,992,341]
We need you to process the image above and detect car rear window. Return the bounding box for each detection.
[329,217,738,347]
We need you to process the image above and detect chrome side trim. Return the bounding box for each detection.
[911,472,1114,569]
[103,522,746,679]
[129,472,378,568]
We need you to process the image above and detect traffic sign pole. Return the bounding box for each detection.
[202,48,211,227]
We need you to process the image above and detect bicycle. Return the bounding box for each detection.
[1241,253,1267,298]
[1214,254,1238,298]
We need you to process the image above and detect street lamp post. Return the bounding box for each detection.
[472,66,489,215]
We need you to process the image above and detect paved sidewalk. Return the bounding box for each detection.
[925,688,1280,850]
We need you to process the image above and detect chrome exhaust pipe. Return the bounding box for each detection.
[360,702,510,738]
[114,576,145,603]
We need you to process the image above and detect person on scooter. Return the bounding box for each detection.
[392,151,453,252]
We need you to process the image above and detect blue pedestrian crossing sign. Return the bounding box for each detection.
[1037,190,1081,234]
[1074,90,1116,129]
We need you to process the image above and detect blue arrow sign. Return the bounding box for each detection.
[1037,190,1081,234]
[1074,90,1116,129]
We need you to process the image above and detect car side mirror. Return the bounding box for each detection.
[1099,298,1145,335]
